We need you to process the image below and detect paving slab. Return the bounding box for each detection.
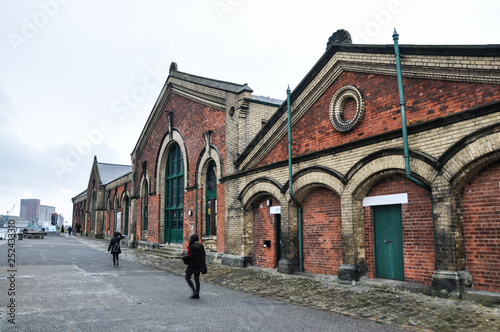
[0,234,406,331]
[84,237,500,332]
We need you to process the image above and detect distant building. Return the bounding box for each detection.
[50,213,64,227]
[20,199,40,223]
[0,215,30,239]
[39,205,56,222]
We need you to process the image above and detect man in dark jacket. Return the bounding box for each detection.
[107,232,125,266]
[182,234,207,299]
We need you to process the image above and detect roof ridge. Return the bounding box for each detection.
[97,161,131,167]
[170,70,253,94]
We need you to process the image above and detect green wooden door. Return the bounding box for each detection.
[373,204,404,280]
[164,144,184,244]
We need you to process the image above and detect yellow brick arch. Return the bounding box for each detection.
[291,171,344,203]
[345,154,436,199]
[442,130,500,190]
[155,130,189,192]
[240,178,286,211]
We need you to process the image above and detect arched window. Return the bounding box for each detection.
[91,192,96,230]
[164,143,184,244]
[142,181,149,231]
[206,161,217,236]
[124,196,130,236]
[114,195,119,233]
[107,198,111,232]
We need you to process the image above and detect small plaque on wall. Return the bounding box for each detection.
[270,206,281,214]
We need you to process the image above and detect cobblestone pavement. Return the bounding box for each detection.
[77,237,499,332]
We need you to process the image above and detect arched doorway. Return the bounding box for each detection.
[164,143,184,244]
[252,196,281,268]
[363,174,434,283]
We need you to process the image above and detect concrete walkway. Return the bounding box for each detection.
[80,236,499,332]
[0,234,405,331]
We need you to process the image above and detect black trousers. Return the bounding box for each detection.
[185,272,200,295]
[112,253,119,265]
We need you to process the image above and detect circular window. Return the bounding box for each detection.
[329,86,365,132]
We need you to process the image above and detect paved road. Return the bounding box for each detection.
[0,235,403,331]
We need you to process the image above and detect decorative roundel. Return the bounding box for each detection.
[329,85,365,132]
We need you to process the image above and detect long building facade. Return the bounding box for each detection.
[72,30,500,299]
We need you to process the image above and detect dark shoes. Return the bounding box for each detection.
[190,293,200,299]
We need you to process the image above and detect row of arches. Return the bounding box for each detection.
[72,187,131,238]
[239,128,500,292]
[104,192,130,236]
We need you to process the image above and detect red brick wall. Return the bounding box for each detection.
[259,72,500,167]
[253,197,279,268]
[364,175,435,284]
[302,188,342,275]
[147,195,160,243]
[101,186,130,237]
[137,93,226,190]
[462,160,500,292]
[183,189,196,247]
[135,93,227,247]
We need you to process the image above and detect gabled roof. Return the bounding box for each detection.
[72,189,87,201]
[169,69,253,94]
[96,162,132,185]
[132,63,255,157]
[252,95,283,106]
[235,42,500,170]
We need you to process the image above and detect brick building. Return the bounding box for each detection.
[129,62,279,252]
[72,157,132,238]
[73,30,500,299]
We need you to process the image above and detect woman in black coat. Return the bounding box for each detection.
[107,231,125,266]
[182,234,207,299]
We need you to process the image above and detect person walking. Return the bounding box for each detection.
[182,234,207,299]
[107,231,125,266]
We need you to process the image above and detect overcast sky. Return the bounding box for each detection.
[1,0,499,221]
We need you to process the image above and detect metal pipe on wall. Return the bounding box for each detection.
[287,86,303,272]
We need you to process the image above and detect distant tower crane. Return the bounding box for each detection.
[7,204,15,215]
[2,204,15,226]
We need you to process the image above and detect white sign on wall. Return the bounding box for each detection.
[362,193,408,207]
[116,212,121,232]
[270,206,281,214]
